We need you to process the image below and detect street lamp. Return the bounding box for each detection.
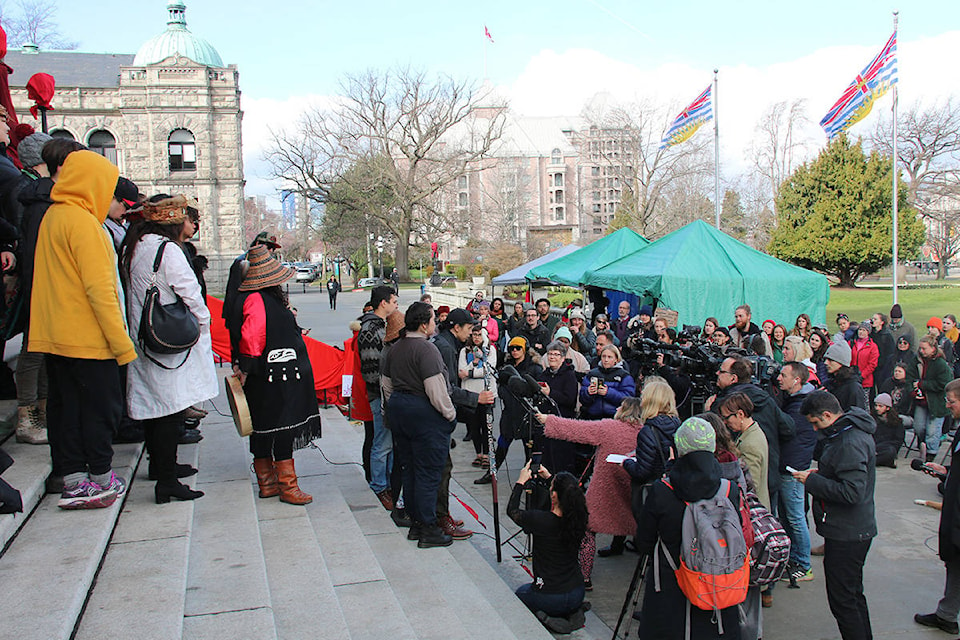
[376,235,384,278]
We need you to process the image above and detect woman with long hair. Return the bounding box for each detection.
[623,377,681,526]
[537,396,646,589]
[914,335,954,461]
[701,317,720,342]
[809,328,831,385]
[121,195,218,503]
[850,323,880,393]
[507,301,526,339]
[231,245,322,506]
[791,313,812,340]
[784,335,820,386]
[508,465,588,629]
[458,325,497,468]
[770,324,788,364]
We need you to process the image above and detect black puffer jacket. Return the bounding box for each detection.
[17,177,53,309]
[805,407,877,542]
[499,353,543,440]
[715,381,795,495]
[825,365,868,412]
[939,439,960,562]
[537,361,578,418]
[623,414,680,485]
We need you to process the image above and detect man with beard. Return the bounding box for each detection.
[729,304,771,356]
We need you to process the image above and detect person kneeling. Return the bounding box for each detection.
[508,462,589,633]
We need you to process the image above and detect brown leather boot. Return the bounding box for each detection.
[275,458,312,505]
[252,458,280,498]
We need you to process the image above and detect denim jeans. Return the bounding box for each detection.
[515,582,585,617]
[368,396,393,493]
[915,405,945,457]
[779,473,811,571]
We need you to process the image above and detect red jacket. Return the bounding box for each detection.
[850,338,880,388]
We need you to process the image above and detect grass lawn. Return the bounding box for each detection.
[827,286,960,331]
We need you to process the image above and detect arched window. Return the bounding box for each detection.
[88,130,117,164]
[168,129,196,171]
[551,147,562,165]
[50,129,75,140]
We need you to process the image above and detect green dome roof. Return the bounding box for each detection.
[133,2,223,68]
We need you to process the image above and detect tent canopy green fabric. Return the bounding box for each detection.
[582,220,830,327]
[526,228,650,286]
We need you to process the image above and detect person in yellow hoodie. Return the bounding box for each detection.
[29,150,136,510]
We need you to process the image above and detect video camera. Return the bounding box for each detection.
[627,336,724,401]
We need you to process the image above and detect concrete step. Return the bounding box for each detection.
[0,435,52,553]
[74,442,201,640]
[181,413,277,640]
[0,441,143,640]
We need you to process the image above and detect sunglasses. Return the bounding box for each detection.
[509,345,524,351]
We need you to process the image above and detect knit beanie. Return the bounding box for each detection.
[508,336,527,350]
[18,132,51,169]
[674,417,716,458]
[874,393,893,408]
[554,326,573,342]
[928,316,943,331]
[890,304,903,320]
[824,340,852,367]
[639,304,653,317]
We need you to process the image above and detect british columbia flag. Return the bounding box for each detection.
[661,85,713,149]
[820,31,898,138]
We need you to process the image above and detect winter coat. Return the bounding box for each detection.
[124,235,218,420]
[872,326,897,385]
[850,337,880,388]
[434,329,480,415]
[825,366,868,412]
[499,354,543,440]
[458,342,498,396]
[478,316,499,345]
[918,354,954,418]
[518,321,551,355]
[735,422,770,508]
[17,176,53,313]
[623,414,680,486]
[506,312,525,339]
[579,364,635,419]
[28,151,135,365]
[542,415,638,536]
[878,376,913,416]
[571,325,596,354]
[537,361,578,418]
[778,384,818,472]
[357,312,386,399]
[714,381,794,497]
[805,407,877,542]
[890,319,918,353]
[635,451,743,640]
[939,439,960,562]
[872,411,904,450]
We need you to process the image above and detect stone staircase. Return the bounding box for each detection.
[0,374,612,640]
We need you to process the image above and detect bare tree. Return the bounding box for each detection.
[870,99,960,278]
[0,0,77,50]
[580,96,712,238]
[748,99,810,213]
[265,68,506,280]
[478,157,534,245]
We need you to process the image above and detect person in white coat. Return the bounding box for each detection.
[120,194,218,504]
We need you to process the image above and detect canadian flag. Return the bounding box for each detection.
[484,25,494,43]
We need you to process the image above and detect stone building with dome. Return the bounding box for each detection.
[3,1,244,288]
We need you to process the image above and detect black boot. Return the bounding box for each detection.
[391,507,413,528]
[598,535,626,557]
[417,523,453,548]
[474,445,508,484]
[155,482,204,503]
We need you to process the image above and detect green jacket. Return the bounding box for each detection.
[919,355,954,418]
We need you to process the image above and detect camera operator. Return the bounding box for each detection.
[914,380,960,635]
[475,336,543,484]
[508,463,589,632]
[434,308,495,538]
[653,348,694,420]
[706,355,795,512]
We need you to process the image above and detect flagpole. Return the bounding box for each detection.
[891,11,899,305]
[713,69,720,230]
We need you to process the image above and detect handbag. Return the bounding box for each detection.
[138,241,200,369]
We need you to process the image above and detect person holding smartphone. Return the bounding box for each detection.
[579,344,635,421]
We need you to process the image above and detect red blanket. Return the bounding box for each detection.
[206,296,346,405]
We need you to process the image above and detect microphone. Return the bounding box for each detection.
[507,375,531,396]
[497,365,519,386]
[910,458,926,471]
[522,373,543,396]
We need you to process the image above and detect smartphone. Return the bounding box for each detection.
[786,466,801,474]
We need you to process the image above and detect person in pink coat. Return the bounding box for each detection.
[536,396,643,588]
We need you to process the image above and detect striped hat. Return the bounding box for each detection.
[238,244,294,291]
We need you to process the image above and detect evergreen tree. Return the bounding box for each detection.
[769,135,925,287]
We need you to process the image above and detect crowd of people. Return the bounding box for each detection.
[344,287,960,639]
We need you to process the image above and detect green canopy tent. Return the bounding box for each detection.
[581,220,830,328]
[525,227,650,286]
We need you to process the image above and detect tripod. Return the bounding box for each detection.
[612,551,649,640]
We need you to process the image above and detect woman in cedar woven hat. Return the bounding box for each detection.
[121,194,218,504]
[234,245,321,505]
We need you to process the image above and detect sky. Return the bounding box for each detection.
[47,0,960,205]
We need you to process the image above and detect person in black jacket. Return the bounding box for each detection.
[914,380,960,635]
[794,391,877,640]
[871,393,904,468]
[708,355,795,506]
[432,308,494,539]
[518,306,551,355]
[537,342,579,475]
[776,362,818,582]
[878,363,913,419]
[823,341,868,412]
[870,313,897,392]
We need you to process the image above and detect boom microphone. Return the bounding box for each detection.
[497,365,519,386]
[522,374,544,396]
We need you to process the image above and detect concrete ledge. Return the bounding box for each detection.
[0,438,52,553]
